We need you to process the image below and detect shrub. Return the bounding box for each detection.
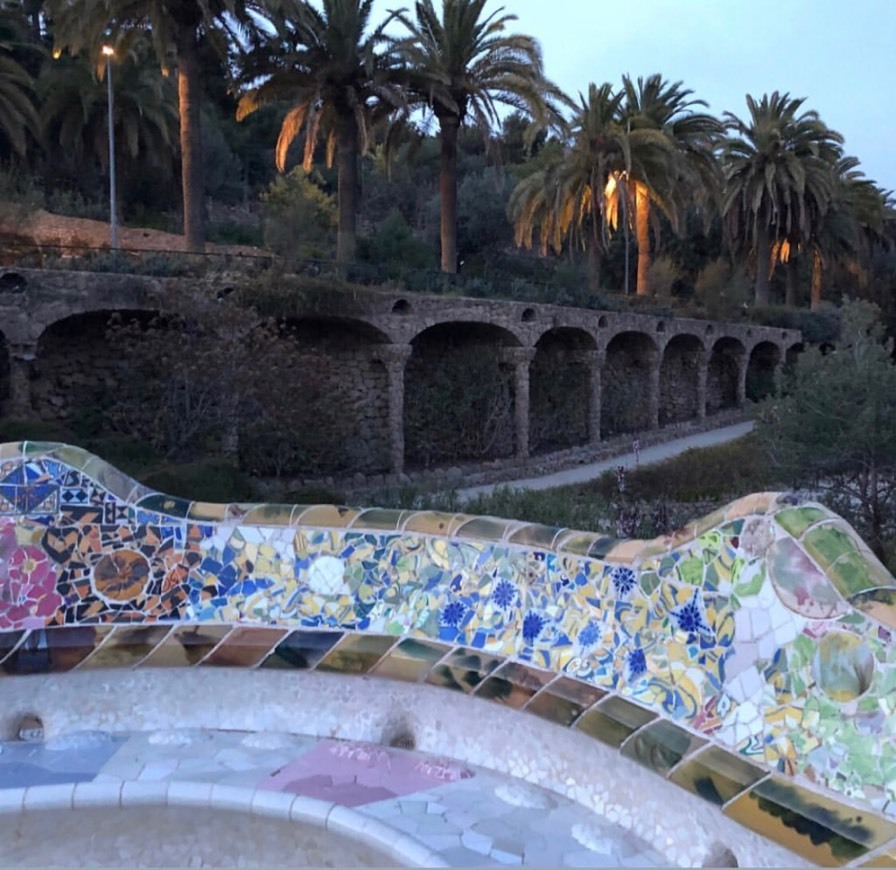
[142,459,259,502]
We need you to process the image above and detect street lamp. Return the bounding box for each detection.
[102,45,117,249]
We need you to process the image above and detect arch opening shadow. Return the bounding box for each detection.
[660,335,705,425]
[746,341,781,403]
[707,337,745,414]
[530,328,595,454]
[602,331,657,437]
[405,322,517,468]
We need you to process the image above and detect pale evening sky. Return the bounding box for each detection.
[390,0,896,192]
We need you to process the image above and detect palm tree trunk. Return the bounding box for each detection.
[754,221,771,306]
[785,252,798,306]
[811,249,823,309]
[175,26,205,253]
[439,115,460,274]
[336,116,358,266]
[635,184,651,296]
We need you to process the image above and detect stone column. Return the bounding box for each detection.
[696,352,708,420]
[736,352,749,408]
[585,349,604,445]
[647,351,661,430]
[502,347,535,460]
[378,344,412,477]
[6,344,37,419]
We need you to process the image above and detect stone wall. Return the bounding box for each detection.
[659,335,703,424]
[602,332,657,436]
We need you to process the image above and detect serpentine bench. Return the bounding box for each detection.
[1,441,894,867]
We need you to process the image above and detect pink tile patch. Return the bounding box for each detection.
[258,740,473,807]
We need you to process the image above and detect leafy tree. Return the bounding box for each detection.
[721,92,843,306]
[755,300,896,560]
[392,0,556,273]
[46,0,271,251]
[260,166,336,261]
[237,0,405,265]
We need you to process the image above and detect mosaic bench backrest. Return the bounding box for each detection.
[2,441,896,866]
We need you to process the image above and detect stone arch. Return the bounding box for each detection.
[530,327,596,454]
[707,337,745,414]
[405,322,518,467]
[746,341,781,402]
[273,317,392,476]
[34,309,158,427]
[660,334,705,425]
[601,331,658,437]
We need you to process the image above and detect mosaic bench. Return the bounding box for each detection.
[1,441,895,867]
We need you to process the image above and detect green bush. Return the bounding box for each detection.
[142,459,259,502]
[750,305,840,344]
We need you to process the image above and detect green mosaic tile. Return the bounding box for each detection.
[555,531,601,556]
[259,631,343,670]
[828,550,896,599]
[587,536,620,559]
[350,508,411,531]
[294,505,360,529]
[316,634,397,674]
[774,505,829,538]
[81,457,139,502]
[575,696,656,748]
[240,504,299,526]
[507,523,564,549]
[669,746,766,806]
[187,501,231,521]
[370,638,448,682]
[620,719,707,776]
[803,522,862,571]
[402,511,466,536]
[77,626,174,669]
[524,677,606,726]
[454,516,516,542]
[849,588,896,630]
[135,493,192,519]
[725,776,896,866]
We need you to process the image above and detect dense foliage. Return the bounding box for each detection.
[0,0,891,306]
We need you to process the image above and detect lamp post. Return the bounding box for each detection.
[102,45,117,249]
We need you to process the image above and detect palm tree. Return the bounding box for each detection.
[236,0,405,266]
[0,1,38,158]
[509,82,676,293]
[393,0,555,273]
[39,37,179,218]
[802,158,893,307]
[46,0,269,251]
[620,74,722,295]
[720,92,843,305]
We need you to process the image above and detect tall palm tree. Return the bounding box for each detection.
[236,0,405,266]
[0,1,38,157]
[509,82,676,293]
[801,158,893,307]
[620,74,722,296]
[46,0,271,251]
[39,37,178,216]
[720,91,843,305]
[393,0,555,273]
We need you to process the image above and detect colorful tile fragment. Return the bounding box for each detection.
[2,442,896,865]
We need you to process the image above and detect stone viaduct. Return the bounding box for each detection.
[0,268,802,481]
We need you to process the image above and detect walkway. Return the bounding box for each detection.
[457,421,754,500]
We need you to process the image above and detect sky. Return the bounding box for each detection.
[466,0,895,192]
